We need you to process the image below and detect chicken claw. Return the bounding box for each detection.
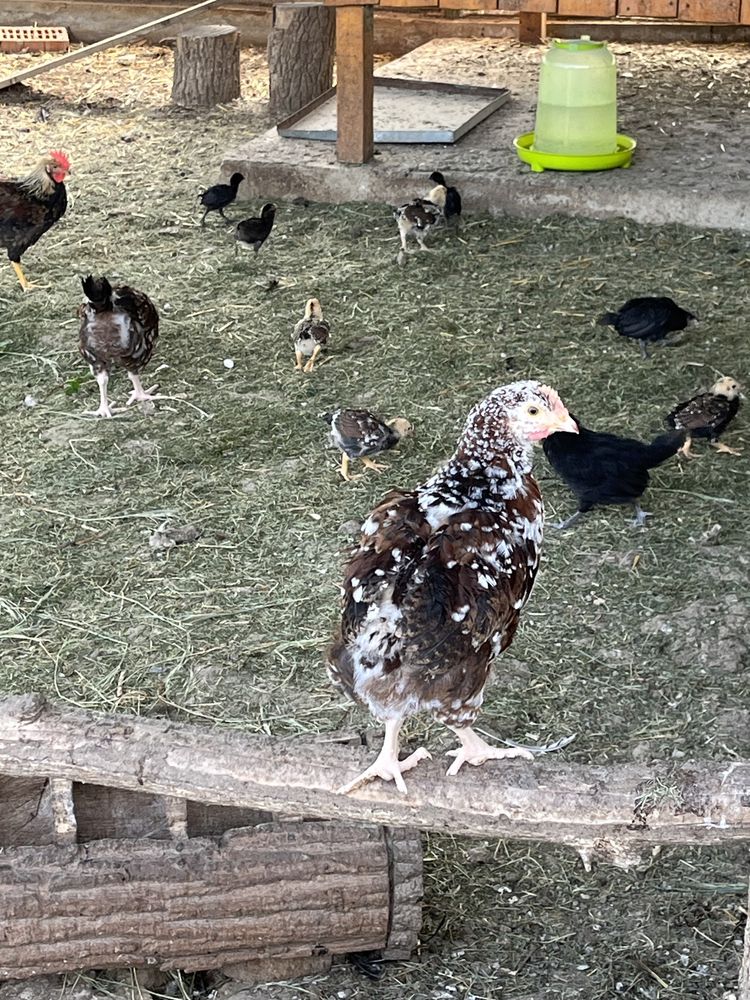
[710,441,742,456]
[337,746,432,796]
[126,373,161,407]
[362,458,389,474]
[446,727,533,777]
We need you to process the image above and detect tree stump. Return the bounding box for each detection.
[267,2,335,122]
[172,24,241,109]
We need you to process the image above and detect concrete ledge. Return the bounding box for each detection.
[223,40,750,234]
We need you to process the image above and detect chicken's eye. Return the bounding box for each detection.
[527,406,539,416]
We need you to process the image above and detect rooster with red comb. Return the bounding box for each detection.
[0,150,70,291]
[328,380,577,795]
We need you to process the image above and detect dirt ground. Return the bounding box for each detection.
[0,38,748,1000]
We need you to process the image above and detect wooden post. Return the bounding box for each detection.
[335,4,374,164]
[172,24,241,108]
[268,3,335,121]
[518,10,547,42]
[740,876,750,1000]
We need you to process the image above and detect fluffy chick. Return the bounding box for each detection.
[199,172,243,226]
[598,296,697,359]
[235,203,276,254]
[666,376,742,458]
[542,415,686,528]
[293,298,330,373]
[325,409,413,481]
[394,198,442,254]
[428,171,462,224]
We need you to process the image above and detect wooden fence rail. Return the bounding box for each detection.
[1,695,749,864]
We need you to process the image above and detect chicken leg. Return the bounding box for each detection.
[11,262,32,292]
[631,503,651,528]
[85,370,115,419]
[445,727,533,777]
[303,345,322,373]
[336,719,431,795]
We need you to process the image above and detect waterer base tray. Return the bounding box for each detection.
[514,132,636,172]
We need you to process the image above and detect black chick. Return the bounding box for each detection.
[235,203,276,254]
[199,172,244,226]
[325,408,413,481]
[598,296,697,359]
[542,415,686,528]
[666,376,742,458]
[428,170,462,224]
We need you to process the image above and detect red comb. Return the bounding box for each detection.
[50,150,70,170]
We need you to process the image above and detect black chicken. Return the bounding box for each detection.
[78,275,160,418]
[235,203,276,254]
[0,150,70,291]
[542,415,686,528]
[598,296,697,359]
[666,376,742,458]
[199,172,244,226]
[428,170,462,224]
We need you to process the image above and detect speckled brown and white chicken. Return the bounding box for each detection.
[78,275,160,418]
[393,198,442,254]
[327,380,576,794]
[325,408,413,481]
[293,298,330,373]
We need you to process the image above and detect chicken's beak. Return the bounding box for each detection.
[551,412,578,435]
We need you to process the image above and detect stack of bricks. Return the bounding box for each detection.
[0,26,69,53]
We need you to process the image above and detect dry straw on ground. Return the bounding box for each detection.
[0,40,748,1000]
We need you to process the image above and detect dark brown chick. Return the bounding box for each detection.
[78,275,160,418]
[666,376,742,458]
[325,408,413,481]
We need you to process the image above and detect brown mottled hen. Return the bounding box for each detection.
[78,275,160,418]
[328,380,576,794]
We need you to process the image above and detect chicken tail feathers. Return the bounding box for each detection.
[81,275,114,310]
[644,429,687,467]
[597,311,618,327]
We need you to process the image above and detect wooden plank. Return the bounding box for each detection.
[0,0,225,91]
[518,9,546,40]
[677,0,739,18]
[381,0,436,7]
[335,4,373,163]
[618,0,676,14]
[742,0,750,19]
[557,0,615,12]
[439,0,498,10]
[2,696,750,857]
[519,0,558,11]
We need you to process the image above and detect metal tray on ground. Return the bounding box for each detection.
[277,77,511,144]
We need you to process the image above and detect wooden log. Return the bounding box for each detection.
[1,697,749,861]
[172,23,241,108]
[518,9,546,41]
[0,819,422,979]
[334,4,374,164]
[268,2,335,122]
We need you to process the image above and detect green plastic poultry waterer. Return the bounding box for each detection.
[514,132,636,172]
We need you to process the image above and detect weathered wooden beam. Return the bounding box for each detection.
[0,0,226,92]
[1,697,749,859]
[334,4,374,163]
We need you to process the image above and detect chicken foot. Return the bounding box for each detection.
[362,457,389,473]
[339,454,362,482]
[445,727,533,777]
[711,441,742,456]
[337,719,431,795]
[631,503,652,528]
[85,370,118,419]
[126,373,162,407]
[553,510,585,530]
